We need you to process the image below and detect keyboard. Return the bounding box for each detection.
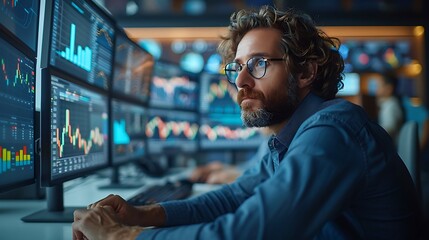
[127,179,194,205]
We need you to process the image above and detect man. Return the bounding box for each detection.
[72,6,421,239]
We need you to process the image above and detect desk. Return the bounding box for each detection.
[0,169,220,240]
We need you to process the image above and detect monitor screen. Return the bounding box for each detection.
[149,60,199,111]
[199,73,264,150]
[42,73,109,185]
[112,29,154,103]
[112,98,146,166]
[49,0,115,89]
[337,72,360,96]
[0,0,39,52]
[146,108,199,155]
[0,33,35,192]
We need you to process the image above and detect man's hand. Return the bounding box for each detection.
[189,161,225,183]
[87,194,141,226]
[72,205,143,240]
[87,194,166,227]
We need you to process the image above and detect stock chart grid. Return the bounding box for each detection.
[0,35,35,184]
[49,0,114,89]
[199,73,264,150]
[50,75,108,179]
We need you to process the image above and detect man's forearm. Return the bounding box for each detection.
[135,204,167,227]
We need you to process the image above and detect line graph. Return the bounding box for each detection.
[199,73,240,114]
[56,109,105,158]
[146,116,198,140]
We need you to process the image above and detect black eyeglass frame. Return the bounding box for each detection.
[224,57,285,85]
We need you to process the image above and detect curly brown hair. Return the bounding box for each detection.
[218,5,344,100]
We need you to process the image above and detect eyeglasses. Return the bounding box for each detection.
[224,56,285,85]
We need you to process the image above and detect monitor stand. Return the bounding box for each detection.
[98,166,142,189]
[21,184,82,223]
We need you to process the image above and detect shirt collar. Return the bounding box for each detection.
[274,92,326,151]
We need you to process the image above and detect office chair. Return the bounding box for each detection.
[397,121,421,195]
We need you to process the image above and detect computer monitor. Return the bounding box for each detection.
[98,98,147,189]
[48,0,115,89]
[112,28,154,103]
[149,60,199,111]
[111,99,146,166]
[0,32,36,193]
[22,69,109,222]
[146,108,199,155]
[0,0,40,52]
[199,72,264,150]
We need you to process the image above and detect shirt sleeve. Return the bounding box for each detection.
[137,118,366,239]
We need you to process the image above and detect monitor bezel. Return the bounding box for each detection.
[111,26,154,105]
[40,67,110,187]
[46,0,117,90]
[110,97,147,167]
[149,59,200,111]
[0,31,37,193]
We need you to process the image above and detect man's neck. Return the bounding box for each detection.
[269,91,311,135]
[269,119,289,135]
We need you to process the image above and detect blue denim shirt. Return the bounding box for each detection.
[137,93,420,240]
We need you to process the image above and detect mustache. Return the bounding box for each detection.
[237,89,265,104]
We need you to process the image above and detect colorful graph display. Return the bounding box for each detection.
[199,73,240,114]
[0,0,39,51]
[199,118,264,150]
[0,36,35,102]
[146,108,199,154]
[49,0,114,89]
[0,145,32,172]
[0,35,34,186]
[57,23,92,71]
[113,32,154,103]
[50,75,108,179]
[198,73,264,149]
[112,99,146,165]
[149,61,198,110]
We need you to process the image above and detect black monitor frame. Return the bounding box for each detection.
[98,97,148,189]
[40,68,110,187]
[110,98,147,167]
[21,67,110,223]
[111,26,154,104]
[46,0,116,90]
[0,30,37,193]
[149,59,199,111]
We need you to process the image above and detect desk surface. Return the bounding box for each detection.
[0,169,220,240]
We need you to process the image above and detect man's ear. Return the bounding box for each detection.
[297,61,318,88]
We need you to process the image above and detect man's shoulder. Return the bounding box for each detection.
[319,98,366,118]
[304,98,369,131]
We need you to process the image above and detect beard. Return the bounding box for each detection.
[237,74,300,128]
